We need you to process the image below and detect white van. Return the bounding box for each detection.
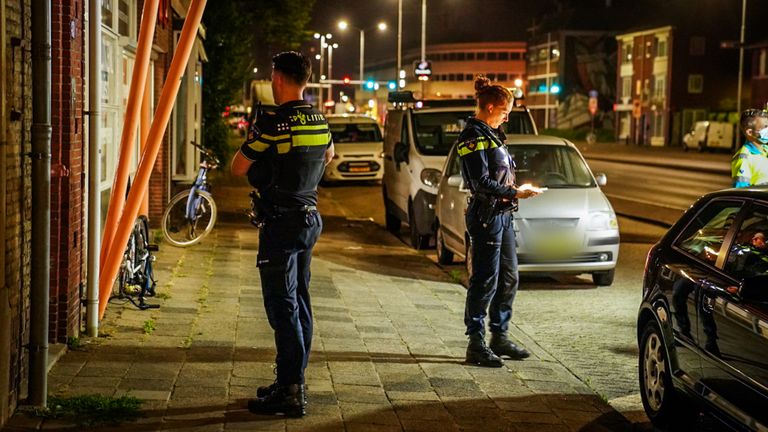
[683,121,735,152]
[382,92,537,249]
[324,114,384,182]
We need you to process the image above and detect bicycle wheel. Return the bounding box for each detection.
[162,189,217,247]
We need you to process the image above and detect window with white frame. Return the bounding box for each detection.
[688,74,704,94]
[622,43,633,64]
[653,74,666,100]
[656,38,667,58]
[621,77,631,99]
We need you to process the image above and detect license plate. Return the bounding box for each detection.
[349,166,371,172]
[530,233,582,257]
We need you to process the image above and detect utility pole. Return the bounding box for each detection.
[736,0,747,121]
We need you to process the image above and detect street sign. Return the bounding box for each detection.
[632,99,642,119]
[414,60,432,78]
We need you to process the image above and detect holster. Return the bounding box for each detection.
[473,194,499,226]
[248,191,275,228]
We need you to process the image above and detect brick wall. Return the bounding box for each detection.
[147,0,172,227]
[50,0,84,343]
[1,0,32,427]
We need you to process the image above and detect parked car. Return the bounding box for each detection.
[323,114,384,182]
[637,187,768,430]
[383,92,537,249]
[683,121,735,152]
[434,135,618,285]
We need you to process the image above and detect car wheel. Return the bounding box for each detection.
[592,269,614,286]
[639,320,695,428]
[408,202,430,250]
[383,188,401,233]
[436,225,454,265]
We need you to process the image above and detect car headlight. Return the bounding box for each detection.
[420,168,442,187]
[587,211,618,231]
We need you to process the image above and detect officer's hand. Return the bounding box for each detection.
[514,188,538,199]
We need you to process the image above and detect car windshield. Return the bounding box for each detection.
[510,145,596,188]
[412,111,469,156]
[503,111,536,135]
[329,122,382,143]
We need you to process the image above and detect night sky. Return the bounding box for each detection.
[298,0,767,81]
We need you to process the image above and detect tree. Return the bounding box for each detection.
[201,0,315,163]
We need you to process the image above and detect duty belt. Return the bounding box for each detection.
[274,204,317,214]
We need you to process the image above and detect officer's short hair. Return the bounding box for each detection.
[272,51,312,85]
[741,108,768,132]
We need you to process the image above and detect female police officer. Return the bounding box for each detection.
[459,75,539,367]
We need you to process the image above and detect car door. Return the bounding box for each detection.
[439,146,467,254]
[666,199,746,386]
[383,110,409,219]
[700,201,768,428]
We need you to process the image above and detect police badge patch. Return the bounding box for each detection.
[466,139,477,151]
[246,124,261,144]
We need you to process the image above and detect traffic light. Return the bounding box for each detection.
[365,80,375,90]
[387,81,397,90]
[343,76,351,85]
[550,84,561,94]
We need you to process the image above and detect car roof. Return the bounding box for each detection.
[706,186,768,200]
[505,134,574,147]
[326,114,378,124]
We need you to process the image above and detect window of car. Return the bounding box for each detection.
[674,200,743,267]
[411,111,469,156]
[509,145,595,188]
[723,204,768,280]
[503,111,536,135]
[329,122,382,143]
[446,147,461,177]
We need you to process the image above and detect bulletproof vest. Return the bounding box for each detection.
[257,101,331,207]
[459,119,516,194]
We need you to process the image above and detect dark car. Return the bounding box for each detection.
[638,187,768,430]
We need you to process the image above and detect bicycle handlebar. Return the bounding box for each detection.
[190,141,220,167]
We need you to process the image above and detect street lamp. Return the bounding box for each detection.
[328,42,339,102]
[337,19,387,90]
[313,32,333,104]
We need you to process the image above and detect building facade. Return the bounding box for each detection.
[748,40,768,111]
[614,26,673,146]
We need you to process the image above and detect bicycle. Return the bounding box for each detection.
[112,214,160,310]
[161,141,219,247]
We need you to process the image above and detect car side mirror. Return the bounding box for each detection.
[394,141,409,164]
[447,174,463,187]
[595,173,607,186]
[740,275,768,303]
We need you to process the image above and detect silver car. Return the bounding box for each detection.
[434,135,619,286]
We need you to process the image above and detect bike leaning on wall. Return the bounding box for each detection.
[162,141,219,247]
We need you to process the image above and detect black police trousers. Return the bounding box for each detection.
[464,202,519,337]
[257,210,322,385]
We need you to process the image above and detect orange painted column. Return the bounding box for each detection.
[99,0,207,318]
[100,0,160,267]
[139,75,151,217]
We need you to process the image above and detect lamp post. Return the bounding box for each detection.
[338,20,387,90]
[397,0,402,82]
[313,32,333,105]
[328,42,339,104]
[736,0,747,122]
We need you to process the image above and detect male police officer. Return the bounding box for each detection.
[732,108,768,188]
[231,51,334,417]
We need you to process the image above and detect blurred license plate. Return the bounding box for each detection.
[349,166,370,172]
[531,233,581,257]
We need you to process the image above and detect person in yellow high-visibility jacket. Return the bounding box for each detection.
[732,108,768,188]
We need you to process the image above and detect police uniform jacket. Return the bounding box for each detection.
[241,100,332,208]
[458,117,518,200]
[732,140,768,188]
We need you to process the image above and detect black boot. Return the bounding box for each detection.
[466,333,504,367]
[489,332,530,360]
[248,384,306,417]
[257,381,308,406]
